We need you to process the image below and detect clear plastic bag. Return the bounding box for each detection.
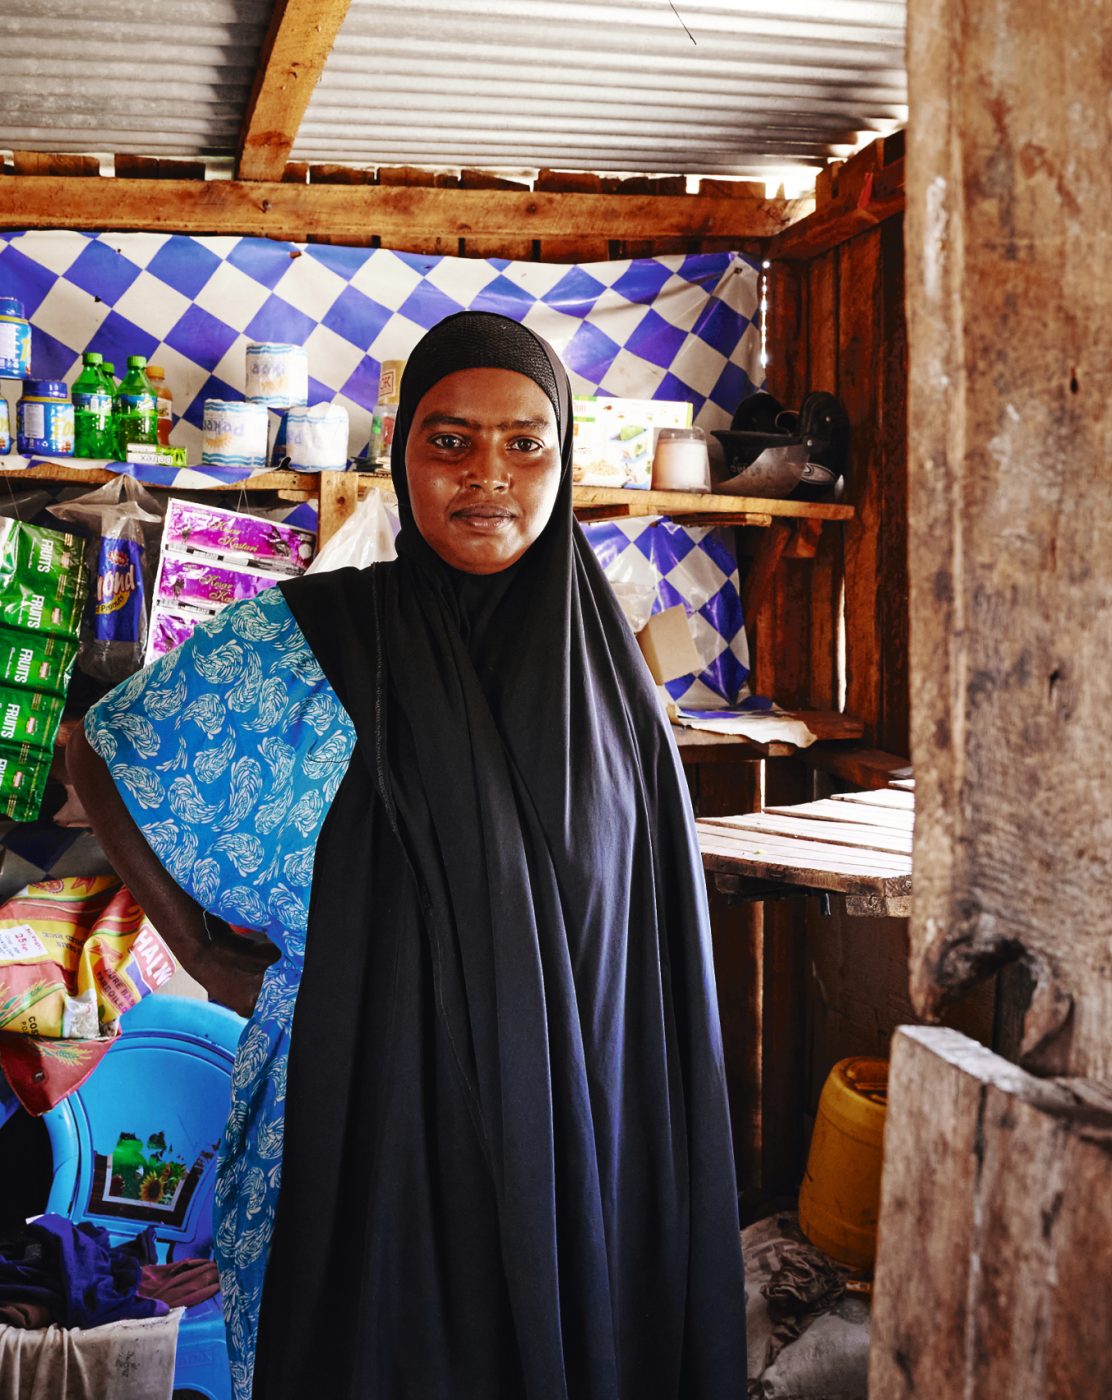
[307,485,399,573]
[48,476,164,684]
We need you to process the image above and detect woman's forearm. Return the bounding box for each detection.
[67,722,277,1015]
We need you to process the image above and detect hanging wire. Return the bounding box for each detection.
[667,0,697,45]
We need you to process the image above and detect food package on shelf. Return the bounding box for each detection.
[48,475,164,685]
[0,520,88,821]
[572,397,693,489]
[145,499,315,664]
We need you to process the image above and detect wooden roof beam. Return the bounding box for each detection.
[237,0,354,182]
[0,176,807,242]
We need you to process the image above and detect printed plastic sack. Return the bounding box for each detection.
[49,476,164,684]
[582,515,750,708]
[307,485,399,573]
[743,1212,870,1399]
[0,875,177,1114]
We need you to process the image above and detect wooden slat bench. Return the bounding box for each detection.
[697,782,914,917]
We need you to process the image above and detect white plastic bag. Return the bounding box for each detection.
[307,486,399,574]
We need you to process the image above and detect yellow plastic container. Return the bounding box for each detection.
[798,1056,888,1270]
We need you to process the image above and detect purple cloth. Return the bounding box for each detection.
[0,1216,168,1328]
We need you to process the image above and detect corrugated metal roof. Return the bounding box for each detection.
[0,0,905,178]
[293,0,907,177]
[0,0,272,156]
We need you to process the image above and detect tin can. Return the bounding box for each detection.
[245,343,309,409]
[17,380,74,457]
[0,397,10,455]
[0,298,32,379]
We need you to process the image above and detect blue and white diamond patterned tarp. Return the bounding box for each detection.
[582,516,750,709]
[0,232,762,485]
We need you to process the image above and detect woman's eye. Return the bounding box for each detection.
[429,433,467,451]
[509,436,543,452]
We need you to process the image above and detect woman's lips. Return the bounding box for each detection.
[453,505,517,531]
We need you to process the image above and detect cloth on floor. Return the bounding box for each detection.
[0,1217,167,1330]
[743,1212,870,1400]
[0,1307,182,1400]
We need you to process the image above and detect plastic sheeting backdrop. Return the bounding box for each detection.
[0,232,762,481]
[0,232,758,706]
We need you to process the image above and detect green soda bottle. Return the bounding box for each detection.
[115,355,158,455]
[72,351,115,458]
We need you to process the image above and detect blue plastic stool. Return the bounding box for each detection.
[42,993,245,1400]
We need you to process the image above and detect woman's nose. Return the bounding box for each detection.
[465,445,509,489]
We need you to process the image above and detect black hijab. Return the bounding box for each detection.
[258,312,746,1399]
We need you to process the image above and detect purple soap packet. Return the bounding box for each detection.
[157,557,280,611]
[163,500,314,574]
[146,602,220,662]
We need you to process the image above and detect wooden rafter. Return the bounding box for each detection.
[766,157,905,262]
[237,0,354,182]
[0,177,807,243]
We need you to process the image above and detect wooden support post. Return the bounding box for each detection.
[317,470,361,548]
[904,0,1112,1073]
[871,1027,1112,1399]
[871,0,1112,1388]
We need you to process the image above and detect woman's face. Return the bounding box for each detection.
[405,367,562,575]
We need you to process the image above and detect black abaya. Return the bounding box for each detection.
[253,313,747,1398]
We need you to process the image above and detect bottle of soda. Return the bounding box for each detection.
[145,363,173,446]
[72,351,115,458]
[115,355,158,455]
[103,362,119,390]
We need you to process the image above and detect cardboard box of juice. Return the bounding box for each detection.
[572,397,694,489]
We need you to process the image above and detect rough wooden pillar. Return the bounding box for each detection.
[870,1027,1112,1398]
[873,0,1112,1390]
[905,0,1112,1075]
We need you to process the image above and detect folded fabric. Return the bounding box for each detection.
[0,1217,167,1330]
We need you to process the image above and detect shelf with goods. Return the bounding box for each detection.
[1,460,858,798]
[0,456,319,503]
[3,458,854,522]
[314,470,854,549]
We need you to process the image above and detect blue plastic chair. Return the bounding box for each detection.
[42,993,245,1400]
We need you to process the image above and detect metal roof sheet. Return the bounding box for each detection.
[0,0,906,179]
[0,0,272,157]
[293,0,907,178]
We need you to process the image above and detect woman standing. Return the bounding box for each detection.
[70,312,747,1399]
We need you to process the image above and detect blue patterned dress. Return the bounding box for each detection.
[85,586,356,1400]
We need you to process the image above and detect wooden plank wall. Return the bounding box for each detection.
[747,136,918,1200]
[758,133,909,759]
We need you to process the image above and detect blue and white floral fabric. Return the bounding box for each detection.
[86,585,356,1400]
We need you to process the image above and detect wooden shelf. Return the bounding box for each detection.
[1,461,854,550]
[316,470,853,545]
[673,710,865,764]
[0,456,319,497]
[572,483,853,525]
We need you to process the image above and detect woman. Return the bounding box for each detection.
[69,312,747,1399]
